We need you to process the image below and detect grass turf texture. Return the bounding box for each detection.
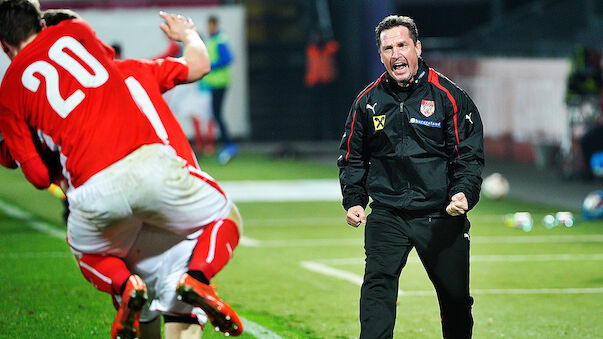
[0,152,601,338]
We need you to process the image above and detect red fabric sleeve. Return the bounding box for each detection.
[21,156,50,189]
[0,141,17,169]
[152,57,189,93]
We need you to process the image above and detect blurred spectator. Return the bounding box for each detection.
[201,15,237,164]
[564,45,603,179]
[305,29,339,140]
[565,45,602,105]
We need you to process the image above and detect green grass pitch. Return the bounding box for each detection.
[0,153,601,338]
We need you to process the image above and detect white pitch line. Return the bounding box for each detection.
[301,261,364,286]
[244,217,344,227]
[301,261,603,296]
[471,234,603,243]
[0,251,71,259]
[0,200,66,239]
[317,253,603,265]
[220,179,341,202]
[240,317,283,339]
[241,238,362,247]
[0,199,282,339]
[241,214,508,228]
[240,234,603,248]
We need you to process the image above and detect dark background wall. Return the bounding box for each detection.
[40,0,603,142]
[241,0,603,142]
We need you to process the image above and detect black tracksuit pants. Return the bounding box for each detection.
[360,207,473,339]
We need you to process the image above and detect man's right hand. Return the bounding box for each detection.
[346,205,366,228]
[159,11,196,42]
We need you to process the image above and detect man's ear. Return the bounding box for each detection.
[1,40,17,60]
[1,40,9,55]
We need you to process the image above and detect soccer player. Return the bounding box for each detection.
[0,1,243,337]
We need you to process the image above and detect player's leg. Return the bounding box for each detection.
[111,274,149,339]
[413,216,473,339]
[164,315,204,339]
[212,88,237,164]
[211,88,229,145]
[134,146,243,335]
[69,218,147,339]
[176,205,243,336]
[125,224,210,338]
[73,251,148,339]
[75,252,132,295]
[360,208,413,339]
[187,204,242,283]
[139,316,162,339]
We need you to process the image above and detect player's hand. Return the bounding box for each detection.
[159,11,197,42]
[446,192,468,216]
[54,176,69,193]
[346,205,366,228]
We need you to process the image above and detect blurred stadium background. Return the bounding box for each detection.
[1,0,603,338]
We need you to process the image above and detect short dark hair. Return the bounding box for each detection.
[375,15,418,51]
[0,0,43,47]
[208,15,218,25]
[42,8,80,27]
[111,42,122,57]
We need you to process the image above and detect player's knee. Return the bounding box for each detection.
[227,203,243,236]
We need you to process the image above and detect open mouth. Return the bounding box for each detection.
[392,62,408,73]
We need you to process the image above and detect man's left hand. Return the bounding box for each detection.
[446,192,468,216]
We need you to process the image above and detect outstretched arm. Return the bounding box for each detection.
[159,11,210,82]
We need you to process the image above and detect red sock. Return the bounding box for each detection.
[192,117,203,153]
[78,254,131,295]
[205,119,215,154]
[188,218,240,281]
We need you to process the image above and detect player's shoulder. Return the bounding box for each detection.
[427,67,464,94]
[426,67,474,108]
[353,73,387,107]
[60,18,94,33]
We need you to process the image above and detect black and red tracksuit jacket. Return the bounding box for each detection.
[338,59,484,215]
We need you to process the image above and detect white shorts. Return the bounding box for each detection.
[66,144,231,257]
[123,224,208,323]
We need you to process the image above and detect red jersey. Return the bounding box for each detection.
[0,134,17,169]
[115,57,199,169]
[0,19,161,188]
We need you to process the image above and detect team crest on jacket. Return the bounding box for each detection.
[373,115,386,131]
[420,99,435,117]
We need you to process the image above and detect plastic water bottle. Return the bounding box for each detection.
[555,212,575,227]
[543,214,557,229]
[504,212,533,232]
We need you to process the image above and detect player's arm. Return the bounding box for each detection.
[0,136,17,169]
[445,89,484,212]
[0,110,50,189]
[337,96,369,212]
[158,11,210,82]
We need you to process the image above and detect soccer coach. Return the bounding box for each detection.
[337,15,484,339]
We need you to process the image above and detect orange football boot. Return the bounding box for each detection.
[176,273,243,336]
[111,275,148,339]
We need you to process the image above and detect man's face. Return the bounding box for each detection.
[208,21,217,35]
[379,25,422,87]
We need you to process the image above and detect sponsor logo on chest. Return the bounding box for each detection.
[420,99,435,117]
[373,115,386,130]
[409,117,441,128]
